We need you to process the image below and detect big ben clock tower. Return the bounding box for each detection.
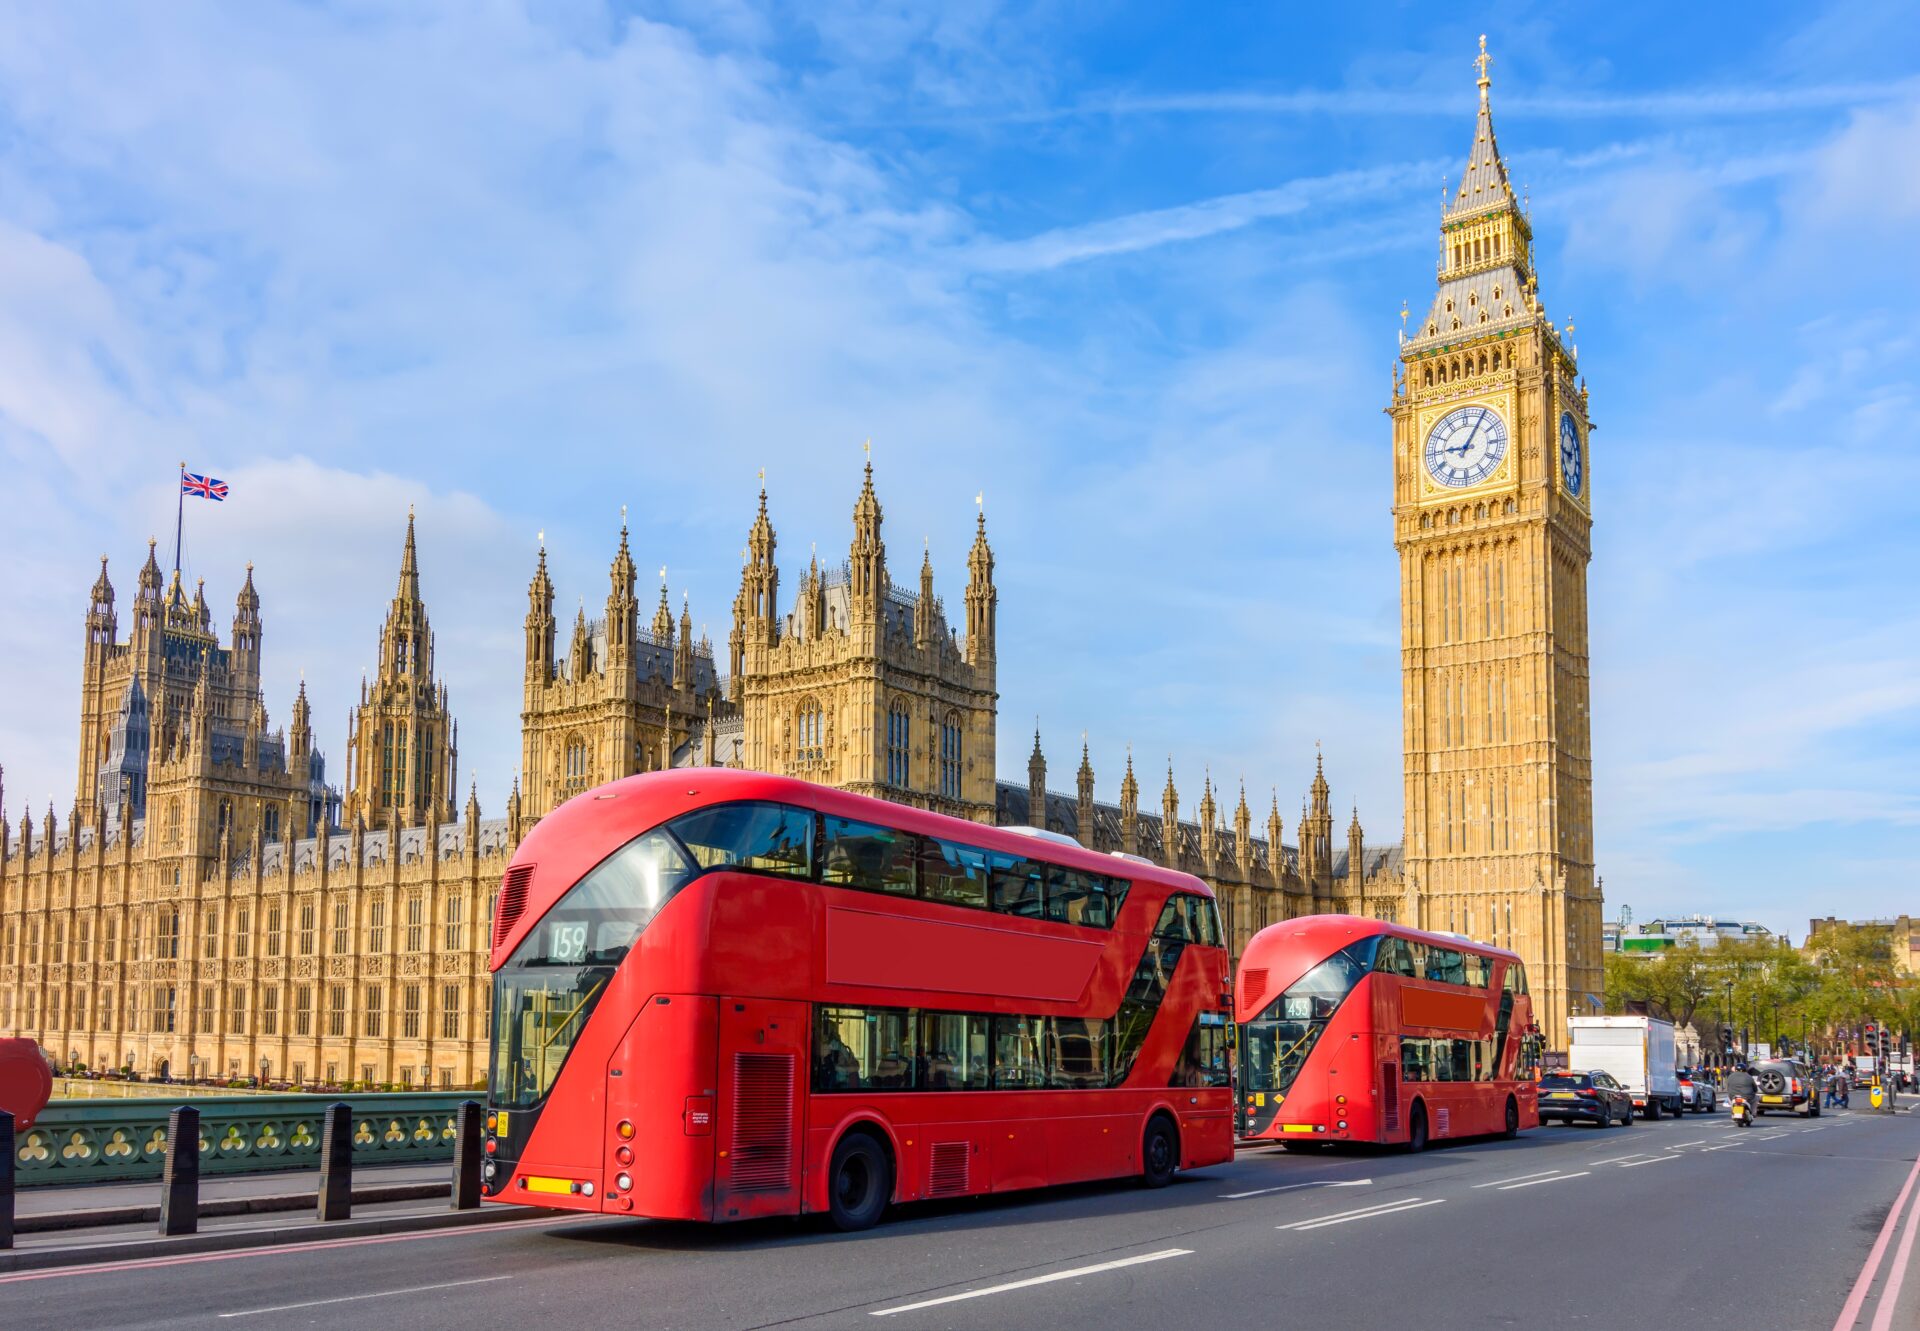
[1390,38,1600,1047]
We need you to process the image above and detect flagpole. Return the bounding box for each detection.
[174,461,185,576]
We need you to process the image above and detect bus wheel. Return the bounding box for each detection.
[1501,1096,1519,1140]
[1404,1103,1429,1154]
[1141,1114,1179,1188]
[826,1130,892,1232]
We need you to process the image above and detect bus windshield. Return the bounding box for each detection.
[1243,938,1378,1097]
[489,828,694,1108]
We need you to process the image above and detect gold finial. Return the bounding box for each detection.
[863,438,871,458]
[1475,35,1492,96]
[620,503,628,528]
[658,565,667,583]
[757,467,765,486]
[408,502,414,518]
[1399,300,1409,326]
[974,491,984,509]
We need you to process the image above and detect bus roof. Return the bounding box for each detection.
[1238,912,1522,979]
[495,769,1214,966]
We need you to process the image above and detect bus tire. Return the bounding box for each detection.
[1501,1096,1519,1140]
[1404,1102,1428,1154]
[1141,1114,1179,1188]
[826,1129,892,1232]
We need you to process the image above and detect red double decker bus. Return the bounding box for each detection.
[482,770,1235,1229]
[1236,915,1538,1150]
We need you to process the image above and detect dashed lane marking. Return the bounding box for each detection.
[1618,1155,1677,1168]
[1472,1170,1561,1189]
[1277,1198,1445,1231]
[870,1249,1192,1317]
[1497,1171,1591,1191]
[218,1275,512,1319]
[1220,1179,1373,1199]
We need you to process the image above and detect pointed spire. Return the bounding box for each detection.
[397,506,420,601]
[91,554,114,603]
[652,571,673,642]
[138,537,163,598]
[235,560,260,615]
[1027,723,1046,829]
[1448,36,1513,220]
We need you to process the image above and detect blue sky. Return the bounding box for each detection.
[0,2,1915,940]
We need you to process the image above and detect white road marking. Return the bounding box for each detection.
[1700,1143,1737,1152]
[1619,1154,1677,1168]
[1591,1153,1659,1165]
[1221,1179,1372,1199]
[1473,1170,1561,1189]
[870,1250,1192,1317]
[218,1275,512,1318]
[1753,1131,1789,1140]
[1498,1171,1592,1191]
[1278,1198,1445,1231]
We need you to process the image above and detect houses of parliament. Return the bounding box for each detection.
[0,43,1601,1087]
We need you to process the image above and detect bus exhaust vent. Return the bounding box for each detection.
[1241,968,1268,1012]
[492,864,536,950]
[1381,1061,1401,1133]
[730,1053,795,1192]
[928,1141,971,1197]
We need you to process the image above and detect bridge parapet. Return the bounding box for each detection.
[11,1092,467,1187]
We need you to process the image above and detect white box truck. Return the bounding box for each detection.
[1567,1015,1684,1118]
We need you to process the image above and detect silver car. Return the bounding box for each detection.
[1677,1069,1718,1114]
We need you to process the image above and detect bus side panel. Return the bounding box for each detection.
[607,993,718,1223]
[714,997,810,1222]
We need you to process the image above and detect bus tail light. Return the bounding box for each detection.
[617,1120,635,1140]
[615,1145,634,1166]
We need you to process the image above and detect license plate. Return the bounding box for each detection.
[1548,1092,1575,1100]
[1761,1095,1785,1104]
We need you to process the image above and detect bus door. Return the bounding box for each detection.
[715,997,808,1220]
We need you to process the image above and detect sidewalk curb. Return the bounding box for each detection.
[0,1204,523,1274]
[16,1182,451,1234]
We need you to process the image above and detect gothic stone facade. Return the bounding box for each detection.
[521,465,999,825]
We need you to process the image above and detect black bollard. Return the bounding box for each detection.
[158,1105,200,1236]
[0,1110,15,1250]
[451,1101,482,1210]
[316,1103,353,1222]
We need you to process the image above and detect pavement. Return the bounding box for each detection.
[0,1105,1913,1330]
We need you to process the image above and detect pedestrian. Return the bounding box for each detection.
[1823,1071,1839,1109]
[1837,1070,1851,1109]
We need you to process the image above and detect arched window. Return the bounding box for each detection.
[564,734,588,789]
[797,699,824,763]
[886,701,911,788]
[940,712,964,799]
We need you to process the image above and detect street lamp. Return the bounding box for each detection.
[261,1056,271,1088]
[188,1053,200,1085]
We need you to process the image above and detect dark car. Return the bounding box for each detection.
[1537,1071,1636,1128]
[1755,1059,1821,1117]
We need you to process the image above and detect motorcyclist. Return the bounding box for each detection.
[1724,1062,1758,1110]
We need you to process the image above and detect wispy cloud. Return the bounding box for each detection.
[963,160,1443,272]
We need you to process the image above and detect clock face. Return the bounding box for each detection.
[1424,405,1508,488]
[1559,412,1584,497]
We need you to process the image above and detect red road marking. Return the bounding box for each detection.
[1870,1159,1920,1331]
[0,1214,587,1286]
[1832,1150,1920,1331]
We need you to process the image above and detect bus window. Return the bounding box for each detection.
[919,1012,990,1090]
[1181,895,1221,947]
[919,839,990,909]
[1503,961,1529,995]
[1175,1012,1231,1088]
[669,803,812,879]
[1462,954,1491,987]
[1045,868,1111,928]
[1374,936,1417,976]
[821,817,916,895]
[991,1015,1046,1088]
[988,854,1047,918]
[1423,947,1466,986]
[1048,1017,1110,1088]
[815,1005,914,1092]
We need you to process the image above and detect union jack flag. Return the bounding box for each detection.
[182,472,229,501]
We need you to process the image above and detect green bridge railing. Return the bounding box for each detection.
[13,1093,471,1187]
